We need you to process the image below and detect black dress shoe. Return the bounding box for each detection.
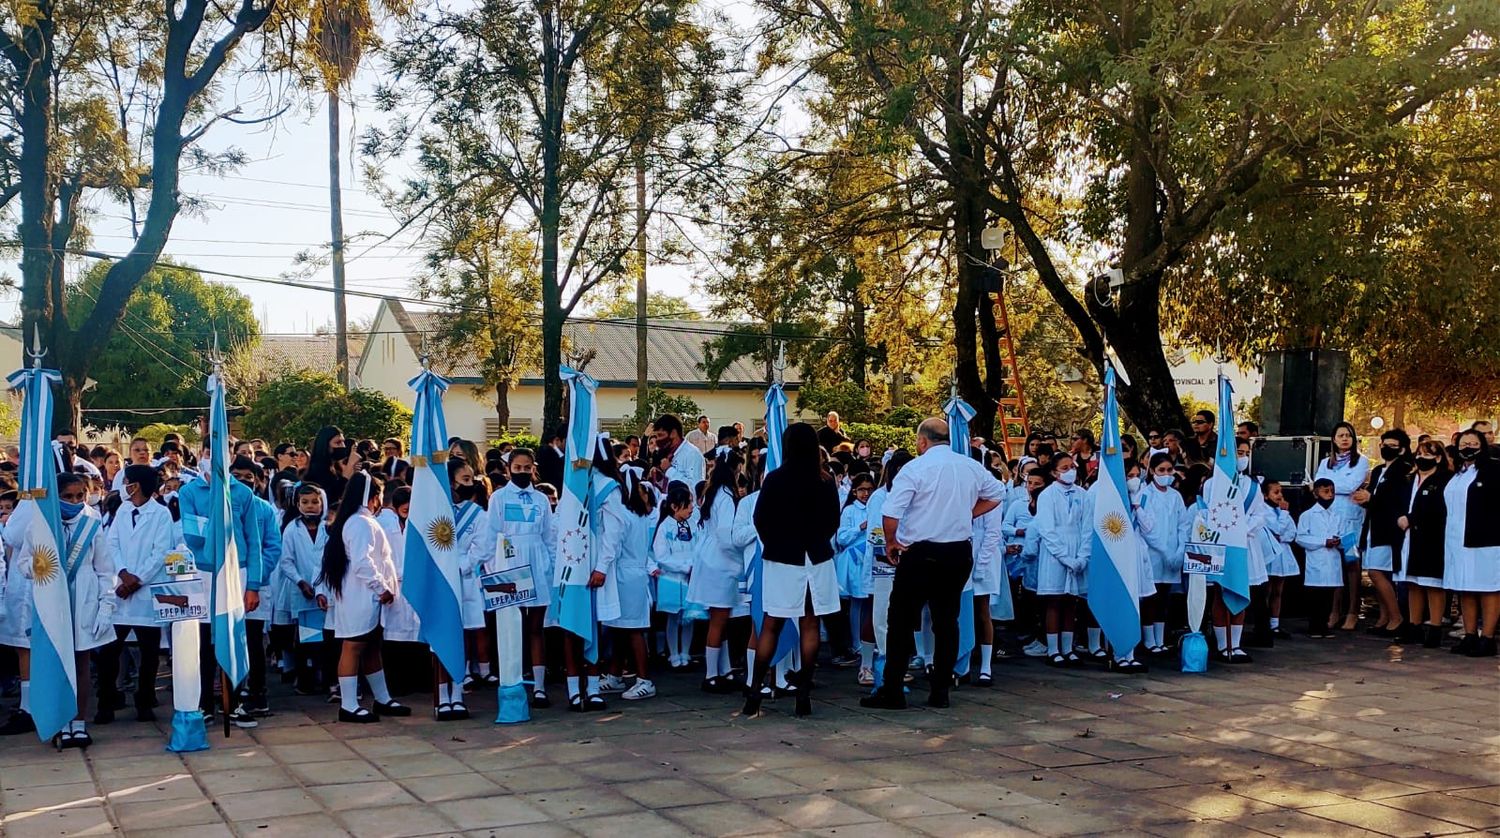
[1422,624,1443,649]
[860,691,907,710]
[0,711,36,735]
[925,691,951,709]
[373,700,412,717]
[1451,634,1479,654]
[530,689,552,709]
[338,707,378,724]
[93,707,115,725]
[741,688,764,717]
[1468,636,1497,658]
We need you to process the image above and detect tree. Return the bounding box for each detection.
[243,369,411,445]
[628,384,700,432]
[2,0,292,431]
[366,0,744,433]
[593,293,701,321]
[66,261,260,432]
[415,211,541,431]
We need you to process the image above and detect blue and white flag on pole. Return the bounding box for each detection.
[403,369,466,682]
[750,383,797,666]
[1087,364,1142,655]
[943,395,978,675]
[207,372,249,689]
[1205,373,1252,614]
[6,359,73,742]
[553,367,600,663]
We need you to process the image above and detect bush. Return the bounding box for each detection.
[843,422,915,453]
[796,380,873,422]
[882,405,923,427]
[243,370,412,446]
[488,433,542,451]
[134,423,200,449]
[629,385,701,430]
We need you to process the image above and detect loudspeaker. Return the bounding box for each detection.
[1250,435,1330,487]
[1259,349,1349,437]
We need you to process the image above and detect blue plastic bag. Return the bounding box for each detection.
[1180,631,1209,673]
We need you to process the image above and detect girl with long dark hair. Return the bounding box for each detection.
[690,447,745,693]
[306,425,355,503]
[1314,421,1369,630]
[1442,430,1500,656]
[315,471,411,723]
[744,423,841,717]
[1395,440,1451,648]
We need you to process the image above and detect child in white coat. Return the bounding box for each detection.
[279,483,329,696]
[689,449,743,694]
[1296,478,1346,638]
[1259,480,1300,638]
[1035,455,1089,667]
[651,483,697,670]
[602,469,658,700]
[1137,453,1189,656]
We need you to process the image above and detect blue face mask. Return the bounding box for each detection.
[59,500,84,518]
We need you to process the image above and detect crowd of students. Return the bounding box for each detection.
[0,409,1494,746]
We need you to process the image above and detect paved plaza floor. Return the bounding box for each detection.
[1,632,1496,837]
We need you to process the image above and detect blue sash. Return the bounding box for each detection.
[63,515,102,584]
[454,500,482,541]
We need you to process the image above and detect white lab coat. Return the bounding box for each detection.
[471,482,557,596]
[650,513,695,615]
[970,500,1005,599]
[328,510,399,638]
[63,508,118,650]
[1443,466,1500,592]
[687,488,741,609]
[730,490,759,617]
[377,508,421,642]
[278,518,327,622]
[1295,503,1345,588]
[1035,482,1088,596]
[1314,455,1370,556]
[1262,508,1300,578]
[106,499,179,628]
[835,500,870,599]
[603,510,654,629]
[1138,484,1189,585]
[1002,499,1039,592]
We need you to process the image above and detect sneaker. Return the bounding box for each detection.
[244,695,270,716]
[831,652,861,669]
[1022,640,1048,658]
[597,674,628,694]
[228,706,259,729]
[621,679,657,700]
[857,668,875,686]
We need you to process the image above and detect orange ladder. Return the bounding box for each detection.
[992,289,1031,461]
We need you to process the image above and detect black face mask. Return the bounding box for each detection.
[1458,448,1481,461]
[1415,457,1438,471]
[454,484,476,500]
[301,513,322,524]
[1317,497,1334,509]
[329,446,350,465]
[1379,447,1399,462]
[510,472,532,489]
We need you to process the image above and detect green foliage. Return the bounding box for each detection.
[630,385,701,430]
[842,422,914,453]
[243,370,411,447]
[882,405,922,427]
[132,423,200,449]
[0,398,20,440]
[488,433,542,451]
[66,262,259,432]
[593,293,702,321]
[796,381,873,423]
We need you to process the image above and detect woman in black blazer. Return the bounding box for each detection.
[744,422,841,718]
[1362,430,1414,637]
[1396,439,1451,648]
[1442,430,1500,657]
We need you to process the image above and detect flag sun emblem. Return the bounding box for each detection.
[1101,511,1129,542]
[31,544,60,585]
[427,517,457,550]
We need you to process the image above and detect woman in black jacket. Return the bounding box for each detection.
[1362,430,1414,637]
[744,422,841,718]
[1396,439,1451,648]
[1441,430,1500,656]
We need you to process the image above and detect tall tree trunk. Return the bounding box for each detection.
[540,27,565,434]
[889,364,904,406]
[953,186,997,440]
[495,379,511,432]
[849,268,867,390]
[635,150,648,409]
[328,88,351,389]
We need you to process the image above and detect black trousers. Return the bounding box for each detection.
[878,540,973,696]
[245,619,266,698]
[97,625,162,711]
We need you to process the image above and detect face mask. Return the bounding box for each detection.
[1458,448,1480,461]
[1317,497,1334,509]
[301,513,322,524]
[454,484,476,500]
[329,446,349,464]
[59,500,84,518]
[87,492,102,506]
[1236,456,1250,473]
[1379,447,1398,462]
[1415,457,1438,471]
[1126,477,1142,495]
[1153,474,1174,488]
[510,472,532,489]
[1057,468,1077,485]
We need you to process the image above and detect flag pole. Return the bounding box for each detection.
[221,669,232,738]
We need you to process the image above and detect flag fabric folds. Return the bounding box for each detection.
[6,362,74,743]
[402,369,467,683]
[207,372,250,690]
[553,366,601,663]
[1087,365,1143,656]
[750,382,797,667]
[1207,373,1252,615]
[942,396,979,676]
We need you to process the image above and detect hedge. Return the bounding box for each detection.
[842,422,916,453]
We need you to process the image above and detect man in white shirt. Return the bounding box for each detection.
[863,418,1004,710]
[684,415,715,455]
[654,414,705,488]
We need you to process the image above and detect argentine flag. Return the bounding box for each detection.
[402,370,466,682]
[1087,365,1142,655]
[207,372,249,689]
[553,367,600,663]
[6,361,74,742]
[1206,373,1252,614]
[750,382,797,666]
[943,395,978,677]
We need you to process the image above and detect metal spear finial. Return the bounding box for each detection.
[27,325,44,369]
[771,340,785,386]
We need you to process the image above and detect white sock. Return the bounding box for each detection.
[339,676,360,712]
[775,657,792,688]
[719,644,732,674]
[1087,627,1102,653]
[744,649,757,686]
[566,676,580,700]
[586,675,600,696]
[1117,648,1135,663]
[19,680,29,714]
[1213,625,1228,651]
[979,644,993,676]
[1060,631,1074,653]
[860,641,875,670]
[70,719,85,734]
[478,662,492,677]
[1046,633,1060,655]
[1153,622,1166,647]
[665,616,682,659]
[532,666,546,688]
[704,645,722,679]
[437,682,451,704]
[1269,617,1280,630]
[1230,624,1244,650]
[366,670,392,703]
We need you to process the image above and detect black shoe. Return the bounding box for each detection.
[925,691,950,709]
[1467,636,1497,658]
[244,694,270,716]
[974,673,993,688]
[228,706,259,729]
[530,689,551,709]
[0,711,36,735]
[373,700,412,718]
[1111,659,1149,674]
[859,691,908,710]
[70,728,92,748]
[1227,649,1254,664]
[568,694,584,712]
[830,653,860,669]
[93,707,115,725]
[338,707,378,724]
[136,706,157,723]
[1423,624,1443,649]
[741,688,764,717]
[449,702,471,720]
[1452,634,1479,654]
[585,694,608,712]
[701,676,738,695]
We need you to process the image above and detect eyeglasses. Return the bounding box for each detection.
[1190,419,1209,426]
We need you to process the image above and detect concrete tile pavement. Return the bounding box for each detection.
[0,632,1495,837]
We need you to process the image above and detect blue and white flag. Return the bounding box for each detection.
[943,395,978,675]
[553,367,600,663]
[750,382,797,666]
[1205,373,1252,614]
[207,372,249,688]
[6,361,73,742]
[1087,364,1142,655]
[402,369,466,682]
